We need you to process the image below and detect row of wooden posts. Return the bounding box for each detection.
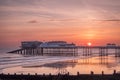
[9,47,78,56]
[1,71,120,80]
[81,47,120,57]
[0,70,118,76]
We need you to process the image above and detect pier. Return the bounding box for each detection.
[7,41,120,56]
[78,46,120,57]
[8,47,78,56]
[8,46,120,57]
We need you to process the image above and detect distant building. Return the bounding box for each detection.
[21,41,42,48]
[39,41,76,48]
[106,43,116,47]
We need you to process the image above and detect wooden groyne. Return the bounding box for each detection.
[0,71,120,80]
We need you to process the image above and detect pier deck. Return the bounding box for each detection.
[8,46,120,57]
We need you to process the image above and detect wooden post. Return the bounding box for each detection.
[35,73,37,75]
[77,72,80,76]
[49,73,51,76]
[67,72,69,75]
[91,71,94,75]
[113,70,116,74]
[102,71,104,75]
[41,48,43,56]
[28,73,30,75]
[21,73,23,75]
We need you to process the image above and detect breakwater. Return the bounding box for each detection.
[0,70,120,80]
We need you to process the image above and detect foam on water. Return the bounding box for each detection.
[0,49,120,74]
[0,53,84,70]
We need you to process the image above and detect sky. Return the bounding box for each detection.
[0,0,120,51]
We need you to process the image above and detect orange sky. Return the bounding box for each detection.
[0,0,120,50]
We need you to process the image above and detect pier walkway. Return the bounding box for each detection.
[8,46,120,57]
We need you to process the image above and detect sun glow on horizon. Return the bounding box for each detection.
[87,42,92,46]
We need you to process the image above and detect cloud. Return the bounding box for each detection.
[28,20,38,23]
[93,19,120,22]
[101,19,120,22]
[48,18,80,22]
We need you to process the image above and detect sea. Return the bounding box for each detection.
[0,49,120,75]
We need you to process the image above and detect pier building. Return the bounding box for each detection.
[21,41,42,48]
[8,41,120,57]
[8,41,78,56]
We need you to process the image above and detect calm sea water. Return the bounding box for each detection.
[0,49,120,75]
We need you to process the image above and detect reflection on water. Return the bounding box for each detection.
[22,55,120,74]
[23,60,77,69]
[24,55,120,68]
[0,52,120,75]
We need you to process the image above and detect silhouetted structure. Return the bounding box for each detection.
[21,41,42,48]
[0,70,120,80]
[8,41,120,57]
[8,41,78,56]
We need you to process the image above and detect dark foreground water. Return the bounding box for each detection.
[0,51,120,75]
